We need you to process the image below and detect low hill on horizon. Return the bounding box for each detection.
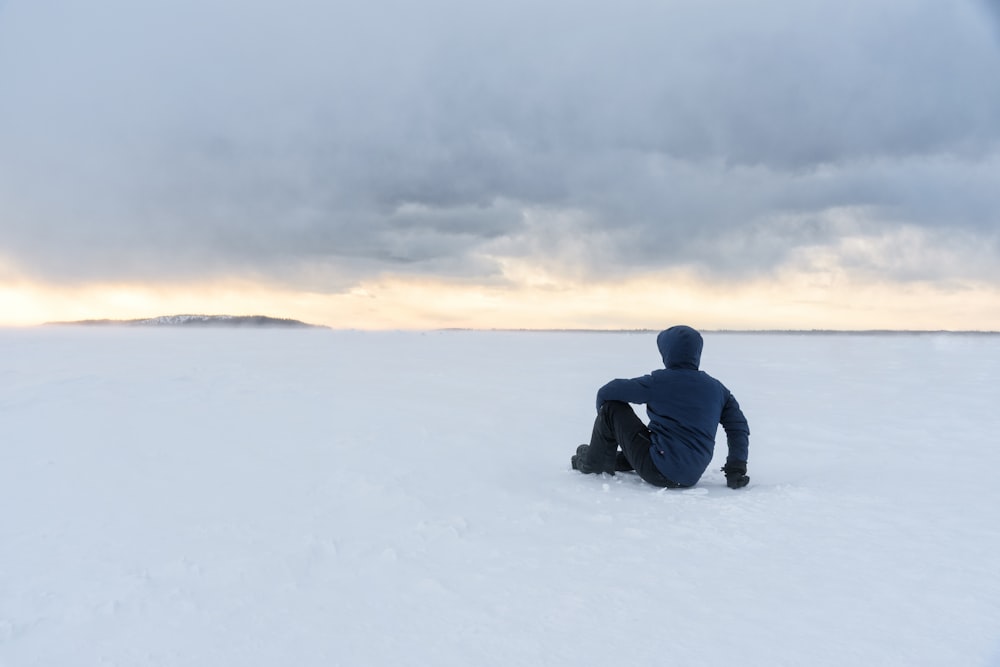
[46,314,324,329]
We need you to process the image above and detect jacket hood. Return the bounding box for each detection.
[657,325,703,370]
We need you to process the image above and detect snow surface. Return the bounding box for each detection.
[2,328,999,667]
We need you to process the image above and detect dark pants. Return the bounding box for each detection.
[588,401,682,488]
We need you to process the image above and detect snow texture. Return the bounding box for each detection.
[2,328,999,666]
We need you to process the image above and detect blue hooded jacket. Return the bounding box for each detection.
[595,326,749,486]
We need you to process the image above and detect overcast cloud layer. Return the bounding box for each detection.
[1,0,999,290]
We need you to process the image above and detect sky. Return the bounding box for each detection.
[1,0,999,329]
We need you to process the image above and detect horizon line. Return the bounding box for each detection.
[441,327,1000,335]
[13,314,1000,335]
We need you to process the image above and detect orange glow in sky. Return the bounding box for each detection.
[2,270,998,331]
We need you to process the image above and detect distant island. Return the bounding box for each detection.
[47,315,324,328]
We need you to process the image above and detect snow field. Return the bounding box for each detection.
[2,328,999,666]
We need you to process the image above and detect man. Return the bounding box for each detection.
[571,325,751,489]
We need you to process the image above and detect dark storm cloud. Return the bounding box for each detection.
[1,0,998,288]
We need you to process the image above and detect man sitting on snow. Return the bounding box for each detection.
[571,325,751,489]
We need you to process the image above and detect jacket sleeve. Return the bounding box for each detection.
[596,375,653,412]
[720,391,750,464]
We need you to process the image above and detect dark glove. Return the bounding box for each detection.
[722,463,750,489]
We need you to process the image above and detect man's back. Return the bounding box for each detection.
[644,365,747,485]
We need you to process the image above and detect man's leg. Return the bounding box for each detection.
[574,401,648,475]
[572,403,625,474]
[600,401,682,488]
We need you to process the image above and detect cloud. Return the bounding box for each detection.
[1,0,998,291]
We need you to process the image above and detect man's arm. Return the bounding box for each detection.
[720,391,751,488]
[595,375,653,412]
[720,391,749,462]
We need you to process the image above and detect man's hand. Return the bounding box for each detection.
[722,463,750,489]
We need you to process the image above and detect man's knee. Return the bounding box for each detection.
[600,400,631,417]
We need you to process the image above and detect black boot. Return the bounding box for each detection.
[571,444,616,475]
[571,444,590,472]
